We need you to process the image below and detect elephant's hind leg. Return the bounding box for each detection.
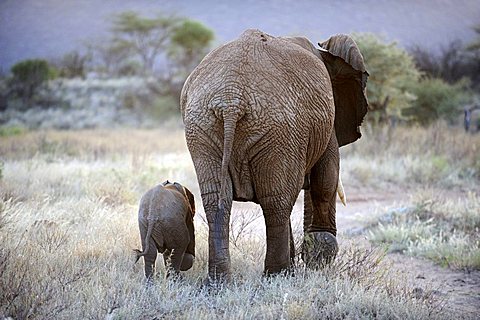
[141,236,158,280]
[194,157,233,281]
[259,194,297,275]
[252,147,304,275]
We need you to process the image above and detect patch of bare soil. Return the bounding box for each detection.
[386,253,480,319]
[340,186,480,319]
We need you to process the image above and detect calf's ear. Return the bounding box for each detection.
[171,182,195,215]
[182,186,196,216]
[183,187,195,258]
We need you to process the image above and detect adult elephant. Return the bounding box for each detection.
[180,29,368,280]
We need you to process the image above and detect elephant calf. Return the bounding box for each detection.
[134,180,195,279]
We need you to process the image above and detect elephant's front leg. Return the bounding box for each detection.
[304,134,339,266]
[139,221,158,280]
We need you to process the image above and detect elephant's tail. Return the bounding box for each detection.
[218,108,242,211]
[134,219,157,263]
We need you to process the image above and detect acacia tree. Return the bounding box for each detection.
[352,33,421,125]
[169,19,215,78]
[106,12,214,83]
[110,11,178,75]
[161,19,215,98]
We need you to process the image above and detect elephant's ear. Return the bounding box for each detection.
[319,34,369,147]
[183,187,196,216]
[172,183,196,216]
[183,186,196,257]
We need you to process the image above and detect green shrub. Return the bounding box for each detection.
[9,59,56,107]
[0,126,26,137]
[404,77,470,125]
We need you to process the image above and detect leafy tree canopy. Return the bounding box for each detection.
[171,19,214,54]
[169,19,215,78]
[110,11,178,74]
[405,77,471,125]
[352,33,421,123]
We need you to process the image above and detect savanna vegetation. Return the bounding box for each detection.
[2,125,478,319]
[1,9,480,320]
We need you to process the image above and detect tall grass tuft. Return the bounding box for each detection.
[368,192,480,270]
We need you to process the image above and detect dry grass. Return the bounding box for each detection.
[0,199,440,319]
[1,124,477,319]
[368,191,480,271]
[341,122,480,189]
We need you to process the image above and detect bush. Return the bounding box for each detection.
[9,59,56,108]
[56,51,91,79]
[404,77,471,125]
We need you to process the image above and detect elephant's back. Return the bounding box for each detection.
[183,29,333,121]
[139,185,188,223]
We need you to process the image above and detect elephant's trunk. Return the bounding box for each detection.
[134,219,155,263]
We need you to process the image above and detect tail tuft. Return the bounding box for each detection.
[133,249,145,263]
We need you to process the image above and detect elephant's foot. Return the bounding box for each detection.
[180,253,195,271]
[263,264,295,278]
[263,258,294,277]
[302,231,338,268]
[207,260,231,285]
[202,271,230,292]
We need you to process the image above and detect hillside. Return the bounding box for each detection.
[1,0,479,69]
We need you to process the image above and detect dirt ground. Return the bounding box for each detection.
[227,186,480,318]
[338,187,480,319]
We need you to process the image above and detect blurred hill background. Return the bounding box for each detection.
[0,0,480,130]
[1,0,480,68]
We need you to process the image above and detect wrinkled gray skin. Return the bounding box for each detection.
[135,180,196,279]
[181,29,368,281]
